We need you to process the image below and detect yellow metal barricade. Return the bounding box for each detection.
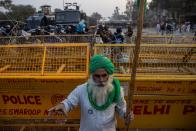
[94,44,196,128]
[94,44,196,76]
[0,43,89,130]
[0,43,89,77]
[1,125,80,131]
[0,43,196,129]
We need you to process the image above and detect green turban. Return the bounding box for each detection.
[90,55,114,75]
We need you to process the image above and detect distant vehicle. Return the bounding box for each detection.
[54,2,85,34]
[25,3,90,35]
[55,3,81,26]
[26,13,48,30]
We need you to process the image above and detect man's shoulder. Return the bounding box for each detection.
[76,82,88,90]
[71,82,87,95]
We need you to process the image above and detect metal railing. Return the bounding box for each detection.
[1,35,195,45]
[0,43,89,76]
[0,34,95,45]
[94,44,196,76]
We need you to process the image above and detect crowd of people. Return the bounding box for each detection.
[0,19,88,37]
[156,21,194,35]
[96,24,133,44]
[30,20,88,36]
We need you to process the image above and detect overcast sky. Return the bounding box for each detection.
[12,0,126,17]
[12,0,151,17]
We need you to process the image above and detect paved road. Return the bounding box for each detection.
[142,28,195,36]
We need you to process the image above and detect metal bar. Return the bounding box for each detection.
[19,126,26,131]
[41,46,47,75]
[94,43,196,48]
[57,64,65,73]
[0,124,80,127]
[0,65,11,73]
[126,0,145,130]
[181,66,196,74]
[86,43,90,75]
[0,75,88,79]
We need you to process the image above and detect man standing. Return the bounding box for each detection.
[48,55,134,131]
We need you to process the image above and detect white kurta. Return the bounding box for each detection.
[61,83,126,131]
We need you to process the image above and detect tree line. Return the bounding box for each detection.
[0,0,36,21]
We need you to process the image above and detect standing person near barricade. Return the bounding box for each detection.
[160,22,165,35]
[96,25,113,43]
[76,19,86,34]
[186,23,191,33]
[112,27,124,43]
[125,24,133,43]
[4,25,11,36]
[101,25,114,43]
[193,31,196,41]
[95,24,104,43]
[156,22,160,35]
[48,55,134,131]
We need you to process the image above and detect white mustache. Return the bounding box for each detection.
[96,82,107,86]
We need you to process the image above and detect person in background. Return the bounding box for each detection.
[112,27,124,43]
[48,55,134,131]
[193,31,196,41]
[156,22,160,35]
[76,19,86,34]
[160,22,165,35]
[125,24,133,43]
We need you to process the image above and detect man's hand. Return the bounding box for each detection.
[124,111,134,125]
[48,103,68,117]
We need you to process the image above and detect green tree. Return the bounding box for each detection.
[0,0,36,22]
[124,0,134,21]
[112,6,120,20]
[8,4,36,21]
[0,0,12,9]
[91,12,102,21]
[0,0,12,20]
[131,0,138,21]
[87,12,102,26]
[149,0,196,19]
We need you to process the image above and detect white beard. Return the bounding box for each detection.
[88,75,114,106]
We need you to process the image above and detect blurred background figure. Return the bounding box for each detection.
[156,22,160,35]
[125,24,133,43]
[112,27,124,43]
[76,20,86,34]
